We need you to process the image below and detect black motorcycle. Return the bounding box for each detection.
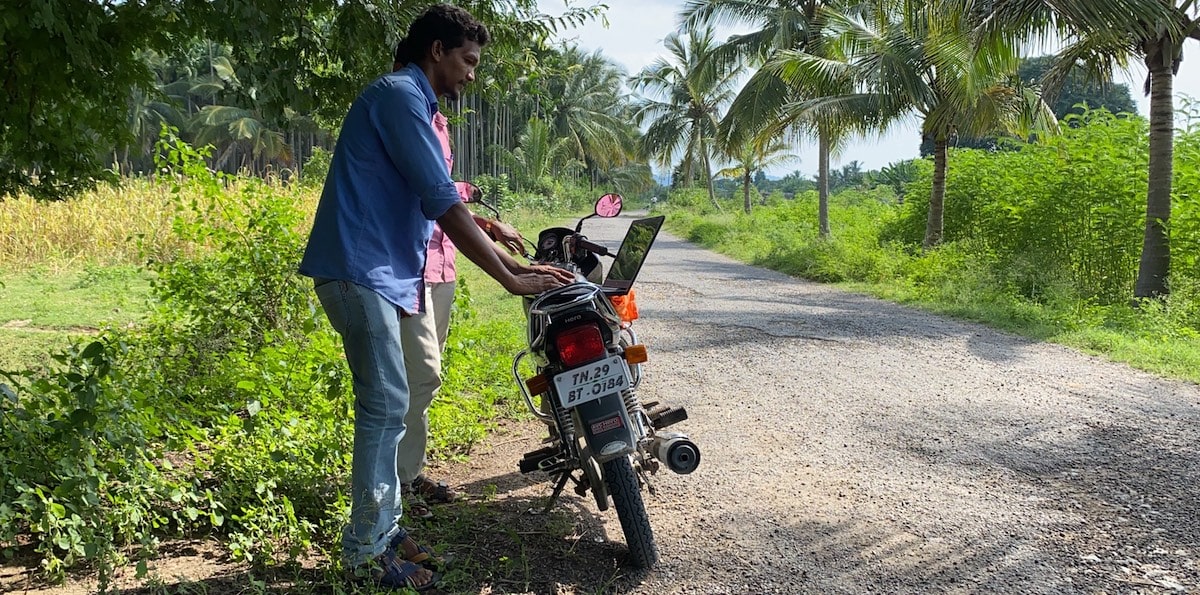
[461,184,701,568]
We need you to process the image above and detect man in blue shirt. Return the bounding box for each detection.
[299,4,571,590]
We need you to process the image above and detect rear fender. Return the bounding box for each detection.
[573,394,637,464]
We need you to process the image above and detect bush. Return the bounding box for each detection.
[0,132,352,582]
[299,147,333,190]
[0,130,573,584]
[883,108,1157,304]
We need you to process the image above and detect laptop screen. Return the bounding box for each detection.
[602,216,665,294]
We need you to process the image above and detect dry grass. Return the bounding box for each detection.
[1,180,178,272]
[0,179,320,273]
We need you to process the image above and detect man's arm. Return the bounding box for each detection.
[439,203,566,295]
[471,214,525,255]
[372,82,460,218]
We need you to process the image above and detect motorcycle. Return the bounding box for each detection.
[458,182,701,568]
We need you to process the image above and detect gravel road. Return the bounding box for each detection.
[455,211,1200,594]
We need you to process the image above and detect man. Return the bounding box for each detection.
[394,46,526,522]
[299,5,571,590]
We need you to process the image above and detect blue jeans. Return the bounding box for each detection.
[314,279,409,566]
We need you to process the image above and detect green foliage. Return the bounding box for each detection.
[886,108,1155,304]
[1012,30,1165,125]
[0,131,349,582]
[0,338,170,586]
[473,172,597,214]
[1,0,606,198]
[0,130,587,585]
[666,107,1200,382]
[0,0,169,199]
[299,147,333,190]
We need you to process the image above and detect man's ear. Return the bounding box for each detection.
[429,39,444,62]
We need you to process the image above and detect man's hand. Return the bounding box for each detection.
[487,219,526,255]
[502,271,568,296]
[523,264,575,284]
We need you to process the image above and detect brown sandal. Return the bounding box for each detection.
[407,474,459,504]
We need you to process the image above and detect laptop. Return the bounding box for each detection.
[601,215,665,295]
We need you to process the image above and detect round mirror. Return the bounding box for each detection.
[455,181,483,203]
[595,193,623,218]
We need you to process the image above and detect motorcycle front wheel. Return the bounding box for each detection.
[602,456,660,568]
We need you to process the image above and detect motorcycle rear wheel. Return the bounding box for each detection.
[602,456,660,568]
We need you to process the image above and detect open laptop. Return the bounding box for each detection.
[601,215,666,295]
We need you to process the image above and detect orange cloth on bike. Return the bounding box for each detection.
[611,290,639,323]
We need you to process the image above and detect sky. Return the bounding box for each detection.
[536,0,1200,178]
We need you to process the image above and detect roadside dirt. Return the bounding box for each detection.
[5,213,1199,594]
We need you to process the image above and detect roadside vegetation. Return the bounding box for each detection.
[661,105,1200,383]
[0,134,595,591]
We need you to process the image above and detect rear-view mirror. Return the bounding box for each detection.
[595,193,623,218]
[455,181,482,203]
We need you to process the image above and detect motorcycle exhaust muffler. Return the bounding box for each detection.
[650,432,700,475]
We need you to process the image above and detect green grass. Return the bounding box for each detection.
[0,264,152,370]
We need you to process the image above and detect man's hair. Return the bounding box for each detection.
[394,4,490,66]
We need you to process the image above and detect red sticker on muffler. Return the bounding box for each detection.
[590,415,624,435]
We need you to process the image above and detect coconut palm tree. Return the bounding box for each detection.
[124,84,186,174]
[716,138,797,213]
[964,0,1198,296]
[630,27,739,211]
[191,105,293,172]
[770,4,1058,247]
[544,47,639,177]
[683,0,868,237]
[492,116,584,192]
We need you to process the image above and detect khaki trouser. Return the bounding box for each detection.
[396,281,456,484]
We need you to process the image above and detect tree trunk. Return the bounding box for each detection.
[702,148,720,212]
[743,170,752,214]
[1134,40,1175,299]
[923,136,948,249]
[818,128,830,239]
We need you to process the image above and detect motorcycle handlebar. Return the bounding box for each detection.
[575,237,610,257]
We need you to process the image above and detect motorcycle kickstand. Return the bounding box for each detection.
[637,464,658,497]
[538,472,572,515]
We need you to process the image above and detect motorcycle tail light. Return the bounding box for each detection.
[555,323,606,367]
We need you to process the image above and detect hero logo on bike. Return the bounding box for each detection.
[552,355,630,409]
[590,415,624,435]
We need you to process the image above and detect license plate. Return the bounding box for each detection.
[552,355,630,409]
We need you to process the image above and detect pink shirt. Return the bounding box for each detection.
[424,111,458,283]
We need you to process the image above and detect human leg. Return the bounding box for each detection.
[314,279,409,567]
[429,280,456,353]
[397,284,442,487]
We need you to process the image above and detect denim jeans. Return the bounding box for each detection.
[314,279,408,566]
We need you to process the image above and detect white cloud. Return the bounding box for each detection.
[537,0,1200,178]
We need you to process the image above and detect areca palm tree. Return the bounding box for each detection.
[965,0,1199,296]
[716,138,797,213]
[630,27,739,211]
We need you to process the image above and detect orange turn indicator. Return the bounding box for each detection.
[623,344,648,364]
[526,374,550,395]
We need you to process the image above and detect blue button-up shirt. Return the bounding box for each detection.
[299,64,461,312]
